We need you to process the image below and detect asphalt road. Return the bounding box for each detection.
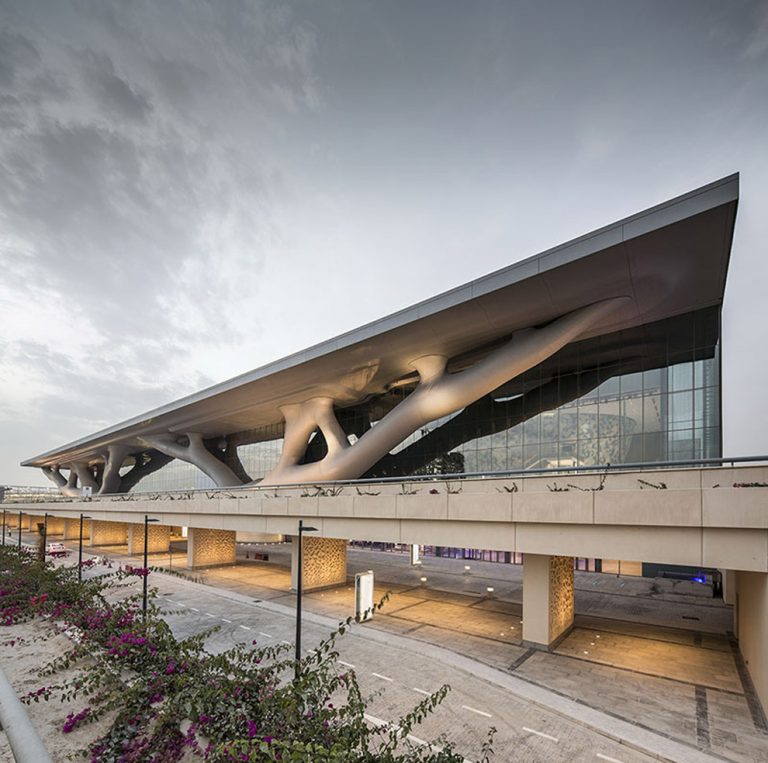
[111,569,656,763]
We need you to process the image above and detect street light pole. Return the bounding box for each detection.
[143,516,160,617]
[41,513,50,562]
[78,514,91,583]
[294,519,317,681]
[2,510,5,547]
[17,511,22,550]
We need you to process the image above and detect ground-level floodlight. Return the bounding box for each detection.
[143,516,160,617]
[78,514,91,582]
[295,519,317,681]
[463,565,471,575]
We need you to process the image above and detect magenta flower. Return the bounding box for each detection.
[62,707,90,733]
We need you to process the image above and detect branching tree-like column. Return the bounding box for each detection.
[99,445,132,494]
[137,432,242,487]
[258,297,627,486]
[42,466,81,497]
[71,462,100,491]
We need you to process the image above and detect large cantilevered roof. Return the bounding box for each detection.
[23,174,739,468]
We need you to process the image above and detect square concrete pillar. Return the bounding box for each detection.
[722,569,737,606]
[290,536,348,592]
[88,520,127,547]
[735,571,768,720]
[44,517,65,536]
[128,523,171,556]
[63,518,90,541]
[186,528,236,569]
[522,554,575,650]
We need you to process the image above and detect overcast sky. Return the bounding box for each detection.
[1,0,767,486]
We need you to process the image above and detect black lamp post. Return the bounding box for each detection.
[17,511,22,550]
[78,514,91,582]
[2,510,5,547]
[143,516,160,617]
[294,519,317,680]
[41,513,52,562]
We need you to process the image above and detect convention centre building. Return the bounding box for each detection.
[17,172,768,716]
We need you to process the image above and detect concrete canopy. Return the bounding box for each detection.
[22,174,738,470]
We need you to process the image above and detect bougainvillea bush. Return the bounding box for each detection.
[0,546,494,762]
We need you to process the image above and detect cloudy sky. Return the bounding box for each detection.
[1,0,767,486]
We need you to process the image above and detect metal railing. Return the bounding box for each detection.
[0,485,60,504]
[5,455,767,504]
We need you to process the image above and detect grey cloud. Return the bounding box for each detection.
[0,30,39,87]
[1,0,767,487]
[77,49,151,122]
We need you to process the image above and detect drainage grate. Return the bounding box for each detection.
[682,615,700,621]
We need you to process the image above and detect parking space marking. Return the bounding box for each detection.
[462,705,492,718]
[363,713,388,728]
[259,632,273,638]
[190,607,199,612]
[239,625,251,630]
[338,660,355,668]
[412,687,431,696]
[221,618,232,623]
[372,672,393,682]
[205,612,215,618]
[596,755,624,763]
[522,726,559,742]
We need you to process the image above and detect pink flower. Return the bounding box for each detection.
[62,707,90,733]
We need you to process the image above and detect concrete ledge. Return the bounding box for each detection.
[514,491,593,524]
[703,488,768,528]
[595,489,701,526]
[10,464,768,573]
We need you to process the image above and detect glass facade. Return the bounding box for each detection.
[132,308,721,492]
[387,353,720,476]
